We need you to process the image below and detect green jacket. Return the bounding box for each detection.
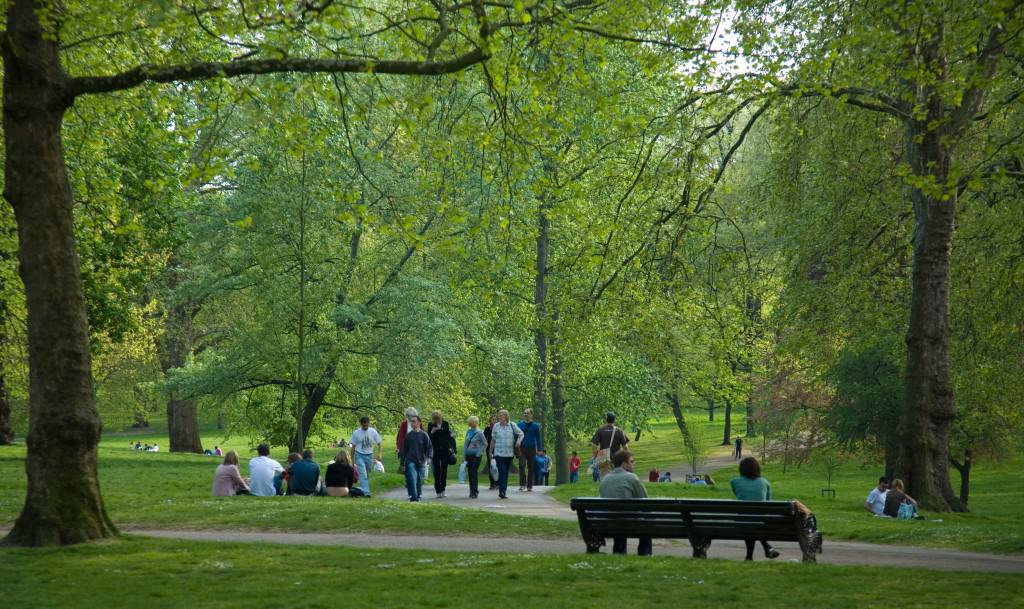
[599,467,648,499]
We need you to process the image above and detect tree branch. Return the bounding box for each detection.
[69,49,489,97]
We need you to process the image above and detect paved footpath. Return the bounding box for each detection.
[123,482,1024,574]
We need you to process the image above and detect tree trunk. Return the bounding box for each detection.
[2,0,117,545]
[707,397,714,421]
[668,391,688,438]
[895,111,963,512]
[949,449,972,509]
[548,331,568,485]
[532,196,551,427]
[721,398,733,446]
[156,257,203,453]
[745,402,756,437]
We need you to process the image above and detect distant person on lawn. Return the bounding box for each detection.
[599,450,652,556]
[883,478,920,518]
[569,451,581,483]
[248,443,285,496]
[864,477,889,516]
[212,450,250,497]
[591,412,629,479]
[395,407,419,474]
[288,449,324,496]
[730,456,780,561]
[518,408,544,492]
[734,437,742,459]
[325,450,356,497]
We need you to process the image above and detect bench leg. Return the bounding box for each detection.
[689,536,711,559]
[583,533,604,554]
[796,513,823,563]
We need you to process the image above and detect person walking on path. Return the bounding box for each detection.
[395,407,419,474]
[517,408,543,491]
[248,443,285,497]
[591,412,629,479]
[484,414,498,490]
[399,416,433,502]
[350,416,382,498]
[535,449,551,486]
[427,411,456,498]
[599,449,652,556]
[463,416,488,498]
[488,409,524,499]
[569,451,581,483]
[734,436,743,459]
[730,456,780,561]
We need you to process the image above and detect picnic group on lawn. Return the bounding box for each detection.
[208,407,906,557]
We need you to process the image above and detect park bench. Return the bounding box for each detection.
[569,497,823,562]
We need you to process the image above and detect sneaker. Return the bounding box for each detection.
[499,494,507,499]
[527,487,533,492]
[441,492,447,498]
[765,549,780,559]
[519,487,525,492]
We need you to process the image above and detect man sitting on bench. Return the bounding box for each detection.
[598,449,652,556]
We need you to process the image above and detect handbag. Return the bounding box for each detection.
[446,449,457,466]
[595,426,619,464]
[458,460,468,483]
[489,458,499,479]
[897,502,915,520]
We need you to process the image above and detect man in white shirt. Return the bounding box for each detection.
[248,443,285,496]
[350,416,383,498]
[864,477,889,515]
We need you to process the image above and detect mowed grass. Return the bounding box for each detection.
[0,443,577,538]
[2,536,1022,609]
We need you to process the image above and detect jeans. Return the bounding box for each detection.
[404,462,428,501]
[519,447,537,489]
[570,470,579,483]
[613,537,653,556]
[431,455,449,495]
[537,472,549,486]
[495,456,514,496]
[465,456,481,496]
[354,452,374,496]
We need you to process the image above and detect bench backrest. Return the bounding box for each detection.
[570,497,803,542]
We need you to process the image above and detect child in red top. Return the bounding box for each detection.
[569,451,581,483]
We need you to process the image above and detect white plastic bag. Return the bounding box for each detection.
[489,458,499,479]
[373,459,385,473]
[458,460,468,484]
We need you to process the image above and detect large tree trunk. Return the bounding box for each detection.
[668,391,687,437]
[2,0,117,545]
[156,257,203,453]
[532,196,551,427]
[721,398,733,446]
[895,110,963,512]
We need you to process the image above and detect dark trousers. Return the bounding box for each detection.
[466,456,481,496]
[744,539,773,559]
[496,456,514,496]
[431,455,448,494]
[519,447,537,489]
[613,537,653,556]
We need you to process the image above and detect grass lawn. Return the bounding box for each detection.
[549,453,1024,555]
[2,536,1021,609]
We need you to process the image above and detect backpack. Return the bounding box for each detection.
[897,502,915,520]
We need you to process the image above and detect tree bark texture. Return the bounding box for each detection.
[156,257,203,453]
[895,109,963,511]
[532,197,551,428]
[2,0,117,545]
[721,398,733,446]
[0,356,12,445]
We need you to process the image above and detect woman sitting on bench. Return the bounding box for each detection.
[730,457,781,561]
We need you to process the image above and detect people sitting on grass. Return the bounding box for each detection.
[248,443,285,496]
[658,471,672,483]
[883,478,921,519]
[703,474,716,486]
[325,450,356,497]
[212,450,250,497]
[288,449,324,496]
[864,476,889,516]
